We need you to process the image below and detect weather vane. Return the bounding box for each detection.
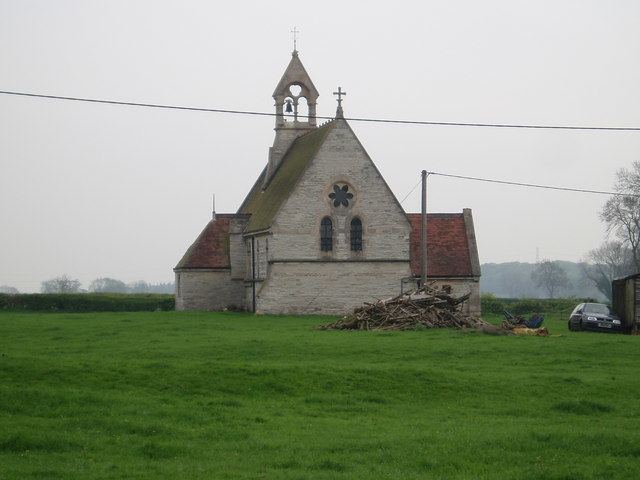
[291,26,299,52]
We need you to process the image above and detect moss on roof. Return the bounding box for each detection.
[239,121,335,233]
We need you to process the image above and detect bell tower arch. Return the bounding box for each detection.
[263,51,320,188]
[272,50,319,128]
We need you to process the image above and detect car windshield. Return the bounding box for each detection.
[584,303,610,315]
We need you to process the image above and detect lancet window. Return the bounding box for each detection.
[320,217,333,252]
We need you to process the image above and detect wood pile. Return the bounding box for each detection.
[320,284,488,331]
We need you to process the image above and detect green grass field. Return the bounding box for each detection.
[1,311,639,479]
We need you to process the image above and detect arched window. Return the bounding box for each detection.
[320,217,333,252]
[350,217,363,251]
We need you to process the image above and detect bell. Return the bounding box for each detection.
[285,99,293,113]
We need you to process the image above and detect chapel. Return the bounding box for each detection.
[174,50,481,315]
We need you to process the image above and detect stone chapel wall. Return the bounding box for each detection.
[432,278,481,316]
[255,261,411,315]
[255,119,412,315]
[175,270,245,311]
[269,120,411,262]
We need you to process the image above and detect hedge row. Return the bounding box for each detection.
[0,292,598,315]
[0,293,175,312]
[481,294,600,316]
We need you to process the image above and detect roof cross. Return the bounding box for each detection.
[291,26,299,52]
[333,87,346,107]
[333,87,347,118]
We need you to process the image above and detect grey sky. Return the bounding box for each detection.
[1,0,639,292]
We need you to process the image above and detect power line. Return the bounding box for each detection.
[2,90,640,132]
[2,88,635,198]
[399,177,422,204]
[426,171,639,197]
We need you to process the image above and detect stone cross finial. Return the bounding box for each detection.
[333,87,347,118]
[291,26,299,53]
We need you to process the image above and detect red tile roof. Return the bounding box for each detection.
[407,213,474,277]
[174,214,234,270]
[177,212,478,278]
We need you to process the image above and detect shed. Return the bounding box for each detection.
[612,273,640,333]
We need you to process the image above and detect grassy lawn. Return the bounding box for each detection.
[1,311,639,479]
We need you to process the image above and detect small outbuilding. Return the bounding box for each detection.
[612,273,640,333]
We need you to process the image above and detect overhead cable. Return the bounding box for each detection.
[2,90,640,131]
[425,171,639,197]
[399,177,422,204]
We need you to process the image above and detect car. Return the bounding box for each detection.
[568,302,624,332]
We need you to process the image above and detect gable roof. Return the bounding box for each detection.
[407,213,479,277]
[238,121,335,233]
[174,214,234,270]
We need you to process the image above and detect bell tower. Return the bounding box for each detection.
[263,50,319,188]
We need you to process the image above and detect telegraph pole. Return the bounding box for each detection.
[420,170,428,287]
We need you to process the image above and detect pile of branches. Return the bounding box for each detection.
[321,284,487,331]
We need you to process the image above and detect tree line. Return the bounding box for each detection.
[0,276,174,294]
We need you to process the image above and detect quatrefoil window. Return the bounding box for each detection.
[329,184,353,207]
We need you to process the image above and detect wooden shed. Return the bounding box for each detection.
[612,273,640,333]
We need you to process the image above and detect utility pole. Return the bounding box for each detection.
[421,170,428,287]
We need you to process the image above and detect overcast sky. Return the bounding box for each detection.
[1,0,639,292]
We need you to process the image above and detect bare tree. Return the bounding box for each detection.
[41,275,81,293]
[582,241,635,300]
[0,285,19,294]
[601,161,640,271]
[89,277,127,293]
[531,260,571,298]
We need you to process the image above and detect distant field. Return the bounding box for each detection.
[1,311,639,479]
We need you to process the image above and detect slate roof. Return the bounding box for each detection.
[238,121,335,233]
[174,214,235,270]
[407,213,476,277]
